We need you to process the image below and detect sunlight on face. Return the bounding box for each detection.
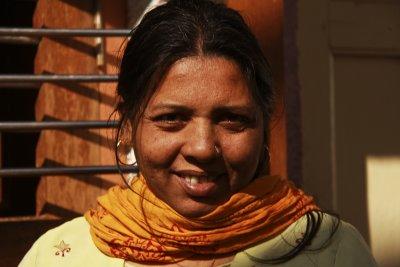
[134,56,265,218]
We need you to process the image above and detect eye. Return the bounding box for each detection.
[155,113,180,123]
[218,113,253,132]
[151,113,188,130]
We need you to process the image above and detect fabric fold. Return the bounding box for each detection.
[85,174,319,263]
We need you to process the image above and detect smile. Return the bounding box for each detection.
[183,175,217,186]
[173,170,225,197]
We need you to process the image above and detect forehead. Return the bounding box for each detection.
[147,56,255,108]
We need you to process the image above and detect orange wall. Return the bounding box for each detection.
[33,0,126,217]
[226,0,287,178]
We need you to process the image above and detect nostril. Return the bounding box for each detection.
[181,140,219,163]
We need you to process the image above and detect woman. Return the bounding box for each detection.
[20,0,377,266]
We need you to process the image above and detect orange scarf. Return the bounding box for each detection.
[85,175,319,263]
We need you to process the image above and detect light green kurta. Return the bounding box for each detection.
[19,213,377,267]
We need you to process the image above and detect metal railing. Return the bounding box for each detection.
[0,74,118,83]
[0,165,138,177]
[0,27,132,178]
[0,120,118,132]
[0,120,130,177]
[0,28,131,37]
[0,28,131,45]
[0,74,118,88]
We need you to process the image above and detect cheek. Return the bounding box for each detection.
[134,125,181,169]
[219,129,264,171]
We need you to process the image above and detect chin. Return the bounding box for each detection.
[173,198,219,218]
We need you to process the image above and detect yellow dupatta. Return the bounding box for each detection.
[85,174,319,264]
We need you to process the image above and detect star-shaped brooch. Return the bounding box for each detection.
[54,240,71,257]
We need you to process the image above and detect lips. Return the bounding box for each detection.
[173,170,225,197]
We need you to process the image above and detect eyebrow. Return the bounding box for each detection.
[149,103,193,113]
[213,105,256,114]
[150,102,256,114]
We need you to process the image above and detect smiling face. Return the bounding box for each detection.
[133,56,265,218]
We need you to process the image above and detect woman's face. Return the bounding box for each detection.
[134,56,265,218]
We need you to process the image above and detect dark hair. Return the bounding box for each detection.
[116,0,274,148]
[114,0,338,264]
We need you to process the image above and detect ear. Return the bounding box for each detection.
[255,127,270,177]
[120,118,135,147]
[130,118,139,151]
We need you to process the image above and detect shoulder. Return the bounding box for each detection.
[18,217,123,267]
[332,220,378,267]
[230,212,378,267]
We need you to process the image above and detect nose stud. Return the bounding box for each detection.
[214,145,221,155]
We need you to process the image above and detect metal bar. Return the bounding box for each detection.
[0,132,2,205]
[0,214,60,223]
[0,165,138,177]
[0,28,131,37]
[0,36,40,45]
[0,74,118,83]
[0,121,118,132]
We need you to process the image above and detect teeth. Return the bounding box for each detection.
[184,176,215,186]
[191,177,199,185]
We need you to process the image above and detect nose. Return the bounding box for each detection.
[181,119,219,163]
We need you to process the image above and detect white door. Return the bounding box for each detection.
[297,1,400,266]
